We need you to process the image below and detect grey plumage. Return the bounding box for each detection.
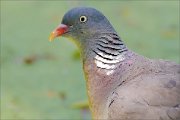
[50,7,180,120]
[107,56,180,120]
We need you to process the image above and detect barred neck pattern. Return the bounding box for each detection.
[92,33,128,75]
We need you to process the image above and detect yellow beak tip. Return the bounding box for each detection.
[49,33,55,42]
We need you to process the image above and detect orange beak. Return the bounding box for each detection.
[49,24,68,42]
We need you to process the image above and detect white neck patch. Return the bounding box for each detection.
[94,52,125,75]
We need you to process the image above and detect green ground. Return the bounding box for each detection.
[1,1,179,120]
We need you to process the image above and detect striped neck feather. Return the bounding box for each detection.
[92,33,128,75]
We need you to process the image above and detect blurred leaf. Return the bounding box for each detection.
[72,100,89,109]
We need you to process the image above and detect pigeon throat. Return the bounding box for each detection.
[92,33,128,75]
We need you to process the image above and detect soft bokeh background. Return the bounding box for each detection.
[1,1,179,120]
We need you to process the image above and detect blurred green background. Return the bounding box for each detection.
[1,1,179,120]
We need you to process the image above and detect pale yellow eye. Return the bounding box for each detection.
[79,16,87,23]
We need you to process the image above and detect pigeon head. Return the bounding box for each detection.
[49,7,115,48]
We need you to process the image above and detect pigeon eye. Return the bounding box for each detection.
[79,16,87,23]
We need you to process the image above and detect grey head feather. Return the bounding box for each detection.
[61,7,128,64]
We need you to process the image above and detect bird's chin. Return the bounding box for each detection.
[60,31,73,39]
[64,35,82,49]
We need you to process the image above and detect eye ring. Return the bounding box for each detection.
[79,16,87,23]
